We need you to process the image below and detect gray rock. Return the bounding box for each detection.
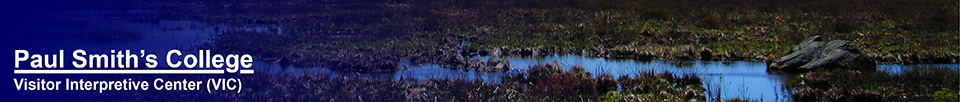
[768,36,876,72]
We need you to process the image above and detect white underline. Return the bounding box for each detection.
[240,70,254,74]
[13,70,255,74]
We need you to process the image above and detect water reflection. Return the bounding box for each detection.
[878,64,960,74]
[475,54,796,101]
